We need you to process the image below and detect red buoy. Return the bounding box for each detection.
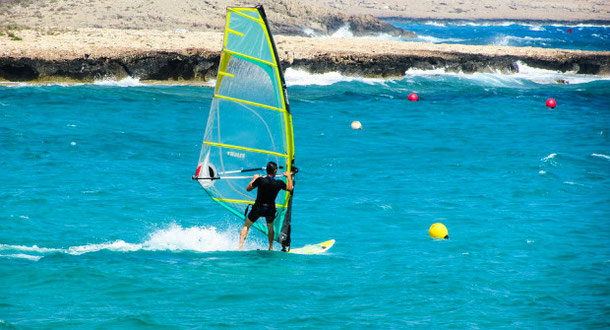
[567,28,572,34]
[408,93,419,101]
[546,98,556,109]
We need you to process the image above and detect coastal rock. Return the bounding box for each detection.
[0,47,608,82]
[318,13,414,38]
[0,57,129,81]
[287,52,609,77]
[0,52,219,82]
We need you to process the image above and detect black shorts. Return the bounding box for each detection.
[247,204,276,224]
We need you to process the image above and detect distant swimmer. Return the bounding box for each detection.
[238,161,293,251]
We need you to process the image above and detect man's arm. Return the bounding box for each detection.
[247,175,260,192]
[282,171,294,193]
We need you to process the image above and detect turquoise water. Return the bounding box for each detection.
[1,73,609,328]
[388,20,610,51]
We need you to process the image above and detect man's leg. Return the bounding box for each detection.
[266,221,274,251]
[238,218,254,251]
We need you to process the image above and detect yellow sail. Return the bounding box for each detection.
[194,6,295,248]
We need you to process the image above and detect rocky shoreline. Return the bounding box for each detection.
[1,29,609,83]
[1,49,608,83]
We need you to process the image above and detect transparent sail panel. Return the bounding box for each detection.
[216,56,282,109]
[226,10,274,64]
[204,99,287,155]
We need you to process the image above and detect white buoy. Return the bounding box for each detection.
[351,121,362,130]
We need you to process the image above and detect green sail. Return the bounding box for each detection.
[195,6,294,247]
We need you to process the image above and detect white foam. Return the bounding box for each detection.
[309,24,399,41]
[564,23,610,28]
[284,68,387,86]
[302,27,316,37]
[285,62,607,88]
[0,244,63,253]
[141,223,249,252]
[67,240,142,255]
[0,253,42,261]
[529,26,546,31]
[94,76,143,87]
[542,153,557,161]
[493,35,552,46]
[330,24,354,38]
[0,223,267,260]
[592,153,610,160]
[416,35,465,43]
[419,21,447,27]
[405,61,610,85]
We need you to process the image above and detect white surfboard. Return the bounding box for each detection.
[288,239,335,255]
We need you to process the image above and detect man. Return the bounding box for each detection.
[238,161,293,251]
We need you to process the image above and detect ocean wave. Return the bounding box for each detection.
[0,253,43,261]
[404,61,609,85]
[541,153,560,168]
[542,153,558,161]
[411,20,610,28]
[558,23,610,28]
[0,244,63,253]
[592,153,610,160]
[0,223,267,261]
[415,35,465,43]
[529,26,546,31]
[93,76,143,87]
[493,35,552,46]
[284,63,609,87]
[284,68,387,86]
[308,24,400,41]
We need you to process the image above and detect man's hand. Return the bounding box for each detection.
[283,171,294,192]
[247,174,260,192]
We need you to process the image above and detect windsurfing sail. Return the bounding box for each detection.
[194,6,295,249]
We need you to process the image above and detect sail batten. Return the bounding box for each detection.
[213,94,285,112]
[222,49,277,67]
[203,141,288,158]
[196,6,294,248]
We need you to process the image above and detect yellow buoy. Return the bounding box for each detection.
[429,223,449,239]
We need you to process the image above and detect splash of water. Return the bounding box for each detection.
[0,223,267,261]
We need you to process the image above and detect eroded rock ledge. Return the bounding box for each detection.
[0,33,608,82]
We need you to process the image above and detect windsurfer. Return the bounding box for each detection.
[238,161,293,251]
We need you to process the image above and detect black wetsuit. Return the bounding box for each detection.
[247,176,287,224]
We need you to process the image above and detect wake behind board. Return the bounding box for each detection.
[288,239,335,255]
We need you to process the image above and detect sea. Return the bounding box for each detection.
[388,20,610,51]
[1,22,609,328]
